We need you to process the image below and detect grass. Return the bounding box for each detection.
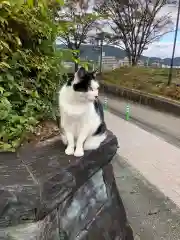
[101,67,180,101]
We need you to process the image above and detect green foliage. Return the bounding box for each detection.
[57,1,104,70]
[59,11,101,48]
[0,0,66,151]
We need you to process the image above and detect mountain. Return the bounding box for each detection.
[57,44,180,66]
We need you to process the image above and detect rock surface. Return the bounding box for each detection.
[0,131,134,239]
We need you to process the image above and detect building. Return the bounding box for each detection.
[102,56,120,70]
[137,59,144,66]
[64,61,75,71]
[119,57,144,67]
[119,57,129,66]
[151,62,161,68]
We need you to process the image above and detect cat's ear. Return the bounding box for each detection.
[92,68,99,78]
[74,67,86,84]
[77,67,86,79]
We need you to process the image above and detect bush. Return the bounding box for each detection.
[0,1,65,151]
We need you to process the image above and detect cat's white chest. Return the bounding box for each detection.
[60,102,100,138]
[66,105,88,136]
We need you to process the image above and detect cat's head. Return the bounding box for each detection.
[72,67,99,102]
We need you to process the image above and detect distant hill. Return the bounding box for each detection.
[57,44,180,66]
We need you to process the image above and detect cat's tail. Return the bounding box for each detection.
[83,133,107,150]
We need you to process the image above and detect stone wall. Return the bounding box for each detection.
[0,131,134,240]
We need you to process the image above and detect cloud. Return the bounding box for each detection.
[56,1,180,59]
[143,41,180,58]
[143,2,180,58]
[160,3,178,25]
[108,2,180,58]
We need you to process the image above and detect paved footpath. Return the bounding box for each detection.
[101,96,180,239]
[101,94,180,148]
[105,109,180,208]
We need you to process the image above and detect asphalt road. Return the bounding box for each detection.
[100,94,180,148]
[99,94,180,239]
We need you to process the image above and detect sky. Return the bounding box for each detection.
[143,30,180,59]
[57,1,180,59]
[143,3,180,59]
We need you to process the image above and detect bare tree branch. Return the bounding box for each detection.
[95,0,173,65]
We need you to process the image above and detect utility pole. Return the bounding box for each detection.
[99,32,104,74]
[91,32,104,74]
[168,0,180,85]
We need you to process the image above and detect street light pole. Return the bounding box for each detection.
[91,32,104,74]
[168,0,180,86]
[99,32,104,74]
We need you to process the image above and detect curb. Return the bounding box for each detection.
[100,82,180,117]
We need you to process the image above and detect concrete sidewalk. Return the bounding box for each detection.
[104,110,180,208]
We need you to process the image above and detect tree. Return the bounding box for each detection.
[95,0,173,65]
[57,0,102,70]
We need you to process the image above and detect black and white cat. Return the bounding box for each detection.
[59,67,107,157]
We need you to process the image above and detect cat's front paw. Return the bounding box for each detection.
[74,148,84,157]
[65,146,74,155]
